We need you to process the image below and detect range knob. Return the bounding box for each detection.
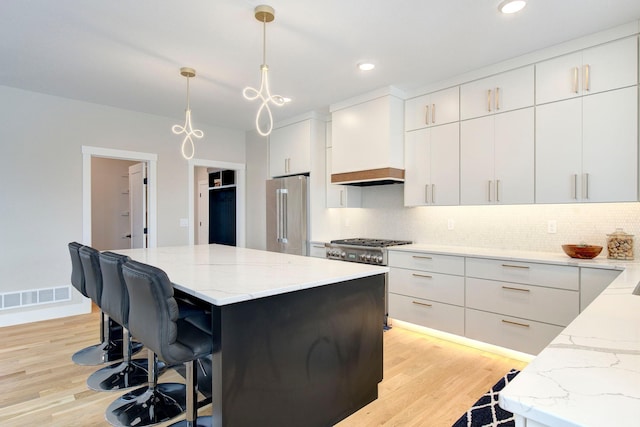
[364,254,372,262]
[375,255,383,264]
[340,252,346,258]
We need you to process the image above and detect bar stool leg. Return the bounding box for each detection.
[168,360,212,427]
[72,313,127,365]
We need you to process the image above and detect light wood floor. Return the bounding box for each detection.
[0,309,527,427]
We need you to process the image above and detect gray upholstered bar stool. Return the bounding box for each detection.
[105,260,215,427]
[69,242,125,365]
[86,251,153,391]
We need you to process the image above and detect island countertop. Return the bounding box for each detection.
[114,244,388,306]
[386,243,640,427]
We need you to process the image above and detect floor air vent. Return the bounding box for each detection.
[0,286,71,310]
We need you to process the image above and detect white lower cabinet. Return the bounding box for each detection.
[389,294,465,336]
[309,242,327,258]
[465,309,564,356]
[388,250,465,335]
[389,249,586,355]
[580,267,621,311]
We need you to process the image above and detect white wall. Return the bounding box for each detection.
[0,85,245,326]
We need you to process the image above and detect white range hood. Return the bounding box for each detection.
[330,87,405,186]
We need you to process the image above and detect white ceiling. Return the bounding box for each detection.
[2,0,640,132]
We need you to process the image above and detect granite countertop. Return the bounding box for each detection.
[115,244,388,306]
[387,243,640,427]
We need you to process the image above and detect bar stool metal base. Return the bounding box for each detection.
[105,383,186,427]
[87,358,151,391]
[72,340,126,366]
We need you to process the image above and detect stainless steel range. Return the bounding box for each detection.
[325,238,412,265]
[325,238,412,330]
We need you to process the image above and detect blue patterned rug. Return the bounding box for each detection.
[451,369,520,427]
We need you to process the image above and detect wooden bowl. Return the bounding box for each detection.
[562,244,603,259]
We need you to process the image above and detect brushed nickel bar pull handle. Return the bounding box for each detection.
[502,285,530,292]
[572,174,578,199]
[496,179,500,202]
[501,264,530,269]
[312,245,325,248]
[340,189,345,207]
[584,173,589,199]
[431,103,436,124]
[412,301,433,307]
[412,255,433,260]
[425,184,429,203]
[425,104,430,125]
[573,67,579,93]
[431,184,435,204]
[501,319,530,328]
[495,87,500,110]
[488,180,492,202]
[412,273,433,279]
[487,89,492,112]
[584,64,590,92]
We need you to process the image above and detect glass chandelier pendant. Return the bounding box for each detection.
[243,5,285,137]
[172,67,203,160]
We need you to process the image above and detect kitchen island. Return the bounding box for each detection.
[114,244,388,427]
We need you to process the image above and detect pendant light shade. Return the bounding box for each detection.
[243,5,286,137]
[172,67,203,160]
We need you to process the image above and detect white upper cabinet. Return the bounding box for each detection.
[460,108,534,205]
[460,66,534,120]
[269,119,311,177]
[325,146,362,208]
[536,37,638,105]
[536,86,638,203]
[405,86,459,131]
[404,123,459,206]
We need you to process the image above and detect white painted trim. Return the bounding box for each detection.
[188,159,246,247]
[0,298,91,327]
[81,146,158,248]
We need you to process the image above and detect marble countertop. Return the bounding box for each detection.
[388,243,640,427]
[115,244,388,306]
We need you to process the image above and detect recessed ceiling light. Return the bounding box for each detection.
[358,62,375,71]
[498,0,526,14]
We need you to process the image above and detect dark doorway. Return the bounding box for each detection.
[209,187,236,246]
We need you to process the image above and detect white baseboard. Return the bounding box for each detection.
[0,299,92,327]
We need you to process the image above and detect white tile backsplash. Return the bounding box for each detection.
[331,185,639,258]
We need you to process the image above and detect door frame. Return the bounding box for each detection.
[82,146,158,248]
[188,159,246,247]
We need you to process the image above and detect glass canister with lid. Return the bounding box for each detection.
[606,228,634,260]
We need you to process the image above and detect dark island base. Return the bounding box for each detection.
[210,274,385,427]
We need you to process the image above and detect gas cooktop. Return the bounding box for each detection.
[329,238,413,248]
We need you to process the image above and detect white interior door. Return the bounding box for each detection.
[197,180,209,244]
[129,162,148,248]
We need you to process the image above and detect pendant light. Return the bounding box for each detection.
[172,67,203,160]
[243,5,286,137]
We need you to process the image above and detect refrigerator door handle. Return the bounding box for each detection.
[281,189,288,243]
[276,188,282,242]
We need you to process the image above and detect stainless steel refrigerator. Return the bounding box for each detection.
[266,175,309,255]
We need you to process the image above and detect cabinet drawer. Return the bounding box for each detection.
[465,308,564,355]
[389,293,464,336]
[388,251,465,275]
[465,257,578,290]
[389,267,464,306]
[466,277,578,326]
